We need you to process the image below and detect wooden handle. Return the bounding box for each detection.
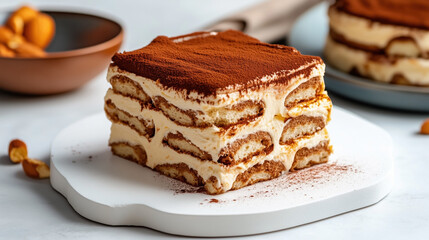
[204,0,323,42]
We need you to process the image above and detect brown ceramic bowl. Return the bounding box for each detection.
[0,11,123,94]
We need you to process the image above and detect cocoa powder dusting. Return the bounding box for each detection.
[112,30,321,96]
[232,162,358,201]
[285,163,355,187]
[200,198,224,204]
[172,162,358,205]
[335,0,429,29]
[170,183,204,195]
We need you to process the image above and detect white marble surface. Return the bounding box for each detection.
[0,0,428,239]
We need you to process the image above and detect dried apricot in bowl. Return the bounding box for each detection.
[23,13,55,49]
[421,118,429,135]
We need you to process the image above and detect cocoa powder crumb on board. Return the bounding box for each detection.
[171,162,357,203]
[285,163,355,186]
[199,198,222,205]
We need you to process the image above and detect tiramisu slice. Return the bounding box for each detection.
[105,30,332,194]
[325,0,429,86]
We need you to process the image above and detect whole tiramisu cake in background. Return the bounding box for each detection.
[325,0,429,86]
[104,30,332,194]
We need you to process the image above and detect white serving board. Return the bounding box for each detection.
[50,106,394,237]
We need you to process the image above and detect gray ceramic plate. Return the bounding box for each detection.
[289,2,429,112]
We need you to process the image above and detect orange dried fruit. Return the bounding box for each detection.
[8,38,46,57]
[6,15,24,35]
[22,158,50,179]
[0,26,14,44]
[8,139,28,163]
[23,13,55,49]
[421,118,429,135]
[12,5,39,23]
[0,43,15,57]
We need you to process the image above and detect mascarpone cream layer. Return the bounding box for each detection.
[324,36,429,85]
[329,6,429,57]
[108,62,325,107]
[109,122,329,191]
[105,88,331,161]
